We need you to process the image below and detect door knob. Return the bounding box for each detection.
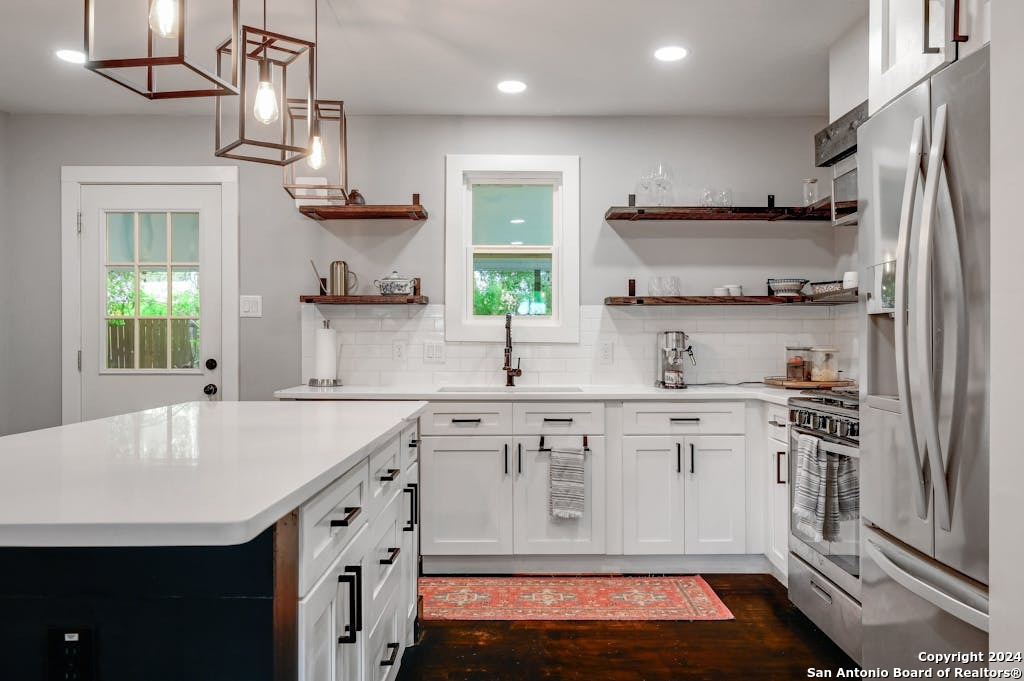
[203,383,218,396]
[205,358,218,370]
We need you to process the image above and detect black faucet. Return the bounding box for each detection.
[503,313,522,387]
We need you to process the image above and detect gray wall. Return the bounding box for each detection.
[990,0,1024,656]
[0,111,10,433]
[0,112,830,435]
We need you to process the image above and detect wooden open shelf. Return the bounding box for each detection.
[604,196,855,223]
[298,194,428,221]
[604,294,856,307]
[300,295,430,305]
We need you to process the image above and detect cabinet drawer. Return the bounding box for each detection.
[622,401,744,435]
[513,402,605,435]
[766,404,790,445]
[789,553,862,662]
[366,592,404,681]
[368,489,405,616]
[369,436,404,516]
[419,402,512,436]
[401,421,420,471]
[299,459,370,597]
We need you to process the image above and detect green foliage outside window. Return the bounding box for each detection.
[473,270,552,316]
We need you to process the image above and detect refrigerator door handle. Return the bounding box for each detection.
[865,537,988,632]
[894,115,930,520]
[915,103,953,531]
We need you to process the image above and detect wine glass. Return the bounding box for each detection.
[651,163,674,206]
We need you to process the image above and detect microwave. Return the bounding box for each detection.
[831,154,858,226]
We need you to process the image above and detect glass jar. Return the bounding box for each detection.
[809,347,840,382]
[786,346,813,382]
[802,178,819,206]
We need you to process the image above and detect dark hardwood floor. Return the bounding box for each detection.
[397,574,855,681]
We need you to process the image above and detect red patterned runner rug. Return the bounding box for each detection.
[419,576,734,621]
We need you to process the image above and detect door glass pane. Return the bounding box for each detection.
[106,267,136,316]
[138,319,168,369]
[473,253,552,316]
[106,319,135,369]
[472,185,553,246]
[171,267,199,316]
[171,212,199,262]
[171,319,200,369]
[139,269,169,316]
[138,212,168,262]
[106,212,134,262]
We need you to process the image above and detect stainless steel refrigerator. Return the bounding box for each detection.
[857,45,989,668]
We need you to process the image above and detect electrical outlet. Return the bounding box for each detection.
[47,627,94,681]
[423,341,446,364]
[598,341,614,365]
[392,342,406,361]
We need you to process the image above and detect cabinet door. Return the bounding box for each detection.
[298,532,367,681]
[869,0,953,114]
[768,446,790,577]
[683,436,746,554]
[419,436,513,555]
[956,0,990,59]
[512,436,606,555]
[401,464,419,644]
[622,436,684,555]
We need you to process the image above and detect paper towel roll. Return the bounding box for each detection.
[314,327,338,381]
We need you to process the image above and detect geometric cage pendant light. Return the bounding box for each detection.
[83,0,240,99]
[214,0,315,165]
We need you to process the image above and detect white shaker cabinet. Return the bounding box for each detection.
[868,0,951,114]
[419,436,514,555]
[765,404,791,578]
[683,436,747,555]
[513,436,606,555]
[622,436,685,554]
[956,0,990,59]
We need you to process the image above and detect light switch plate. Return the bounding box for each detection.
[240,295,263,318]
[423,341,446,363]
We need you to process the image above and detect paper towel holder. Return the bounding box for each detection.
[309,319,343,387]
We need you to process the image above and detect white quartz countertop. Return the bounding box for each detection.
[274,384,794,406]
[0,400,427,548]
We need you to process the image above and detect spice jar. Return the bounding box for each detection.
[786,346,813,382]
[809,347,840,382]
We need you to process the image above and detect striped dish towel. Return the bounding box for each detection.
[793,434,827,542]
[549,447,585,520]
[836,455,860,521]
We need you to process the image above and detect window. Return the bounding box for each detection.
[445,155,580,343]
[104,211,201,371]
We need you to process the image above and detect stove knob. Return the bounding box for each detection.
[850,422,860,438]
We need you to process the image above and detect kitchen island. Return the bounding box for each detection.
[0,400,427,681]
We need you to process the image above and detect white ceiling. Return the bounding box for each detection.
[0,0,867,117]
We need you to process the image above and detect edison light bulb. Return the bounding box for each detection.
[148,0,178,38]
[307,135,326,170]
[253,61,279,125]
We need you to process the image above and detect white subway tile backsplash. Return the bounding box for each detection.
[299,304,858,387]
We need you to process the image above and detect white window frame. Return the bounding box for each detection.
[444,154,580,343]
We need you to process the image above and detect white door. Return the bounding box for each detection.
[79,185,223,420]
[622,436,684,555]
[683,436,747,554]
[768,445,790,576]
[512,436,606,555]
[869,0,954,114]
[419,437,513,555]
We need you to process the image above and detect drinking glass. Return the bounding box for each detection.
[700,187,716,207]
[716,188,734,207]
[651,163,674,206]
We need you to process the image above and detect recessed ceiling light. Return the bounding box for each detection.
[654,46,688,62]
[497,80,527,94]
[510,219,525,224]
[55,49,87,64]
[510,241,524,245]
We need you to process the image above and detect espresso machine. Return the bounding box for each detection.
[656,331,696,389]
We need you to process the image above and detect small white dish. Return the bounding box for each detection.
[713,287,729,296]
[725,284,743,296]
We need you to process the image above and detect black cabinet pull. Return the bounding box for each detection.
[403,483,419,531]
[380,546,401,565]
[670,417,701,423]
[345,565,363,632]
[504,443,509,475]
[451,418,482,424]
[330,506,361,528]
[518,442,523,474]
[543,417,574,423]
[776,451,786,485]
[690,443,695,474]
[337,572,358,644]
[408,438,420,448]
[381,642,400,666]
[676,443,682,473]
[379,468,400,482]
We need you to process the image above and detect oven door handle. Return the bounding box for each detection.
[791,425,859,456]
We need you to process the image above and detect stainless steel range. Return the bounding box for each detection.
[787,388,862,663]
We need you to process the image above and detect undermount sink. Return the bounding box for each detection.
[436,385,584,393]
